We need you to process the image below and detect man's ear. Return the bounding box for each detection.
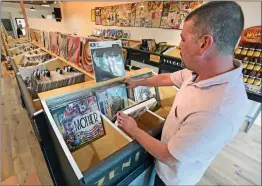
[198,35,214,56]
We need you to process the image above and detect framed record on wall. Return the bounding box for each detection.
[160,1,203,29]
[91,9,95,22]
[95,7,102,25]
[114,3,136,27]
[134,1,163,28]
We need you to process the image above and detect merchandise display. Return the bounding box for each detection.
[30,67,85,96]
[234,26,262,95]
[2,2,261,186]
[95,1,202,30]
[90,40,125,82]
[9,44,37,56]
[20,52,52,67]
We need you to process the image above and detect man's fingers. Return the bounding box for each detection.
[119,112,128,118]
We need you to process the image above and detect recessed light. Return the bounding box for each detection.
[42,4,50,7]
[30,7,36,11]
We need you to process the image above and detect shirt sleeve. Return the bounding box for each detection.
[170,69,187,88]
[167,112,233,163]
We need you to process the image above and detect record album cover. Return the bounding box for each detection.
[90,40,125,82]
[50,95,105,151]
[68,36,81,67]
[95,83,128,120]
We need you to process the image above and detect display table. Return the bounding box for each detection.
[16,66,178,186]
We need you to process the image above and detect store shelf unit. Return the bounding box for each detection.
[13,58,166,185]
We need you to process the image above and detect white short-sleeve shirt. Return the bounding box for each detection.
[155,60,248,185]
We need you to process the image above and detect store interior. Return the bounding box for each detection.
[1,1,261,185]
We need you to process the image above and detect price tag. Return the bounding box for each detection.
[150,55,160,63]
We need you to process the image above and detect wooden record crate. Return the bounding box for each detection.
[38,68,165,185]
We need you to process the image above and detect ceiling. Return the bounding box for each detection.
[3,1,58,6]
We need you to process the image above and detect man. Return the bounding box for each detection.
[117,2,247,185]
[17,24,23,38]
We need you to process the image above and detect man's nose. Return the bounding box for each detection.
[178,41,182,50]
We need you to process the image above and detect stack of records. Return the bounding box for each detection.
[31,67,85,96]
[21,53,52,67]
[141,39,156,53]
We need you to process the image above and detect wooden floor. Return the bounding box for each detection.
[1,62,53,185]
[1,62,261,185]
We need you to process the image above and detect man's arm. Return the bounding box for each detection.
[124,70,186,88]
[117,112,178,165]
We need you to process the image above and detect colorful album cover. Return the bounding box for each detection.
[50,32,59,55]
[95,7,102,25]
[58,33,68,59]
[95,83,128,120]
[128,72,160,110]
[50,95,105,152]
[67,36,81,67]
[81,38,101,72]
[89,40,125,82]
[114,3,136,27]
[160,1,203,29]
[134,86,156,103]
[135,1,163,28]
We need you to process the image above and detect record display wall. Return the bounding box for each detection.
[95,1,203,30]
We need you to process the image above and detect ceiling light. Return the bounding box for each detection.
[54,1,57,4]
[30,7,36,11]
[42,4,50,7]
[43,1,46,3]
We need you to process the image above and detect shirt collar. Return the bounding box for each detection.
[189,59,243,88]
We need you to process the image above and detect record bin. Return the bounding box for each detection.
[16,67,167,186]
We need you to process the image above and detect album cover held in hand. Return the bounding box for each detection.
[50,95,105,152]
[114,98,157,126]
[89,40,125,82]
[95,83,128,120]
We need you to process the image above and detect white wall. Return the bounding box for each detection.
[61,1,262,45]
[1,2,66,37]
[2,1,261,44]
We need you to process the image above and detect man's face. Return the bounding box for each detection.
[179,19,201,71]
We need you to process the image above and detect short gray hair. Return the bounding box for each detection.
[185,1,244,55]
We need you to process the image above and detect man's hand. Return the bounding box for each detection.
[117,112,138,136]
[123,77,138,88]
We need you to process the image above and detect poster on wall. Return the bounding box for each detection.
[91,9,96,22]
[101,6,116,26]
[135,1,163,28]
[95,7,102,25]
[114,3,136,27]
[160,1,203,29]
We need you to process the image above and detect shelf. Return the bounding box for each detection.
[32,42,95,80]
